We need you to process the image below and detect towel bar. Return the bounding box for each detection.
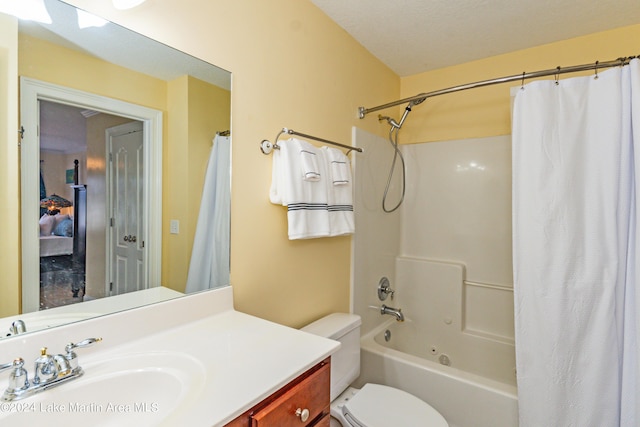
[260,128,362,155]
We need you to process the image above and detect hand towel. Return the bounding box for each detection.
[328,155,350,185]
[322,146,355,236]
[300,149,321,181]
[270,138,330,239]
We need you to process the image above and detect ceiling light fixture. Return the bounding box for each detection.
[0,0,52,24]
[112,0,147,10]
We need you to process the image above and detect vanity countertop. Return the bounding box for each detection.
[0,287,339,426]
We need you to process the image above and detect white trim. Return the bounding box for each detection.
[20,77,162,313]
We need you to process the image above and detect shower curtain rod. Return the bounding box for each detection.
[358,55,638,118]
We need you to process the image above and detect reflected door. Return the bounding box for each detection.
[108,121,145,295]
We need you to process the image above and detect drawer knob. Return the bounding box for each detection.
[295,407,310,422]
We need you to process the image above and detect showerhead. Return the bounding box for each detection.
[377,103,413,130]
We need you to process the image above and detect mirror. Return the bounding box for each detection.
[2,0,231,338]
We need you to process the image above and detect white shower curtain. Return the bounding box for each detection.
[512,59,640,426]
[185,134,231,293]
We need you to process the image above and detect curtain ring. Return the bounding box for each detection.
[594,60,599,80]
[520,71,526,90]
[555,66,561,86]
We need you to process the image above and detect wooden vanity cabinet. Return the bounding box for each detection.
[224,357,331,427]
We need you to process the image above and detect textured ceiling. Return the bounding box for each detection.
[310,0,640,76]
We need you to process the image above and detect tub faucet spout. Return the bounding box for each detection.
[380,305,404,322]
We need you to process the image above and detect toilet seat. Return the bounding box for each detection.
[341,384,448,427]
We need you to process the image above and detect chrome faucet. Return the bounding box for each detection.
[380,304,405,322]
[1,337,101,401]
[7,320,26,336]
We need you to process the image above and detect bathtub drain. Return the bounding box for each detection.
[439,354,451,366]
[384,329,391,342]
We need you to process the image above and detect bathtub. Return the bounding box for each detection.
[354,319,519,427]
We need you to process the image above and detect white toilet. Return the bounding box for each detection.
[302,313,449,427]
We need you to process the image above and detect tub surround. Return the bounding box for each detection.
[0,287,339,426]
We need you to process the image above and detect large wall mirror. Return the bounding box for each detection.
[2,0,231,338]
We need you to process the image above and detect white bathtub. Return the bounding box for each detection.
[354,319,519,427]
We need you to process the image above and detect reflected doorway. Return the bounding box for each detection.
[21,78,163,314]
[38,101,145,309]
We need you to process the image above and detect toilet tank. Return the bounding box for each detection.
[301,313,362,401]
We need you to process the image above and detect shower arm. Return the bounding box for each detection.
[378,103,414,130]
[358,55,637,118]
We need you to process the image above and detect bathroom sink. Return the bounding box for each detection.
[0,351,206,426]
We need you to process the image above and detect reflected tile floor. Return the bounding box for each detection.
[40,255,86,310]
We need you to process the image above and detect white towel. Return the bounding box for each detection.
[269,140,283,204]
[322,146,355,236]
[270,138,330,239]
[300,149,321,181]
[328,154,350,185]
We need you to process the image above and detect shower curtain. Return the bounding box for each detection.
[512,59,640,426]
[185,134,231,293]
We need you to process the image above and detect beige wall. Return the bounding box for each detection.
[40,150,86,206]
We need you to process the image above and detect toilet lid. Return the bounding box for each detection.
[342,384,448,427]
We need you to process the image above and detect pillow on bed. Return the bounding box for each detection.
[39,214,56,236]
[53,218,74,237]
[54,213,70,227]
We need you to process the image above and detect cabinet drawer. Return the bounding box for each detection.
[313,413,331,427]
[251,361,330,427]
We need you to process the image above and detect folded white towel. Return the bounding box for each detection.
[300,149,321,181]
[270,138,330,239]
[328,155,350,185]
[322,146,355,236]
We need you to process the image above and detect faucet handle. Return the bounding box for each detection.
[64,337,102,355]
[64,338,102,370]
[4,358,29,392]
[377,277,395,301]
[0,358,29,394]
[0,358,23,374]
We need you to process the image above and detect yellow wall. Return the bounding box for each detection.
[164,76,231,291]
[60,0,399,327]
[400,24,640,144]
[19,34,167,110]
[186,77,231,283]
[57,1,639,328]
[0,14,19,318]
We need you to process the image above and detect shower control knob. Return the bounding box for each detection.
[377,277,395,301]
[295,407,310,422]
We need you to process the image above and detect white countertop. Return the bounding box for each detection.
[0,287,339,426]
